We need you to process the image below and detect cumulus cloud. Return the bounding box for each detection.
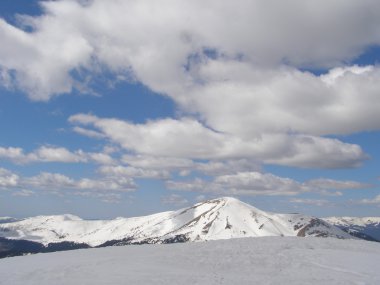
[195,159,261,176]
[69,114,367,168]
[0,145,115,165]
[1,0,379,206]
[0,147,26,163]
[0,167,136,201]
[161,194,188,206]
[358,195,380,205]
[213,172,307,196]
[263,135,367,169]
[166,172,371,197]
[1,0,379,172]
[25,172,136,192]
[69,115,232,159]
[0,168,19,187]
[72,126,106,139]
[180,62,380,138]
[26,172,74,188]
[98,165,170,180]
[0,0,380,139]
[32,146,86,163]
[121,154,194,171]
[2,0,380,98]
[121,154,261,176]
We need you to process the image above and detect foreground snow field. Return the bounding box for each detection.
[0,237,379,285]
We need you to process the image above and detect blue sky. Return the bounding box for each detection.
[0,0,380,219]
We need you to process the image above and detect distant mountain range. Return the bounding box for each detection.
[323,217,380,242]
[0,217,19,224]
[0,197,377,258]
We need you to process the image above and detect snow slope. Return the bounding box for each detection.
[0,197,352,247]
[0,237,379,285]
[324,217,380,241]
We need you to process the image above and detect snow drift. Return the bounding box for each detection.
[0,237,379,285]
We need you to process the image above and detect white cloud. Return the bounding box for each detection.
[0,145,115,165]
[166,172,371,197]
[12,189,35,197]
[69,115,231,159]
[121,154,261,176]
[178,61,380,139]
[121,154,194,170]
[2,0,380,100]
[1,0,379,172]
[0,167,136,196]
[98,165,170,180]
[0,164,373,203]
[1,0,380,139]
[77,177,135,192]
[0,147,26,163]
[358,195,380,205]
[264,135,367,169]
[213,172,307,196]
[87,152,115,165]
[72,126,106,139]
[0,0,379,204]
[0,168,19,187]
[26,172,74,188]
[161,194,188,206]
[33,146,86,163]
[166,172,305,196]
[25,172,136,192]
[70,114,367,169]
[195,159,262,176]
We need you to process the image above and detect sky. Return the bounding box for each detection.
[0,0,380,219]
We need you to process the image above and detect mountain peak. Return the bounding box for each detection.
[207,196,242,204]
[0,198,353,248]
[198,196,256,210]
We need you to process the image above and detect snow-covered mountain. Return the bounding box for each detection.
[0,197,352,255]
[324,217,380,242]
[0,217,19,224]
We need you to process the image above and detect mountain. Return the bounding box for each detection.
[0,197,353,257]
[0,217,20,224]
[324,217,380,242]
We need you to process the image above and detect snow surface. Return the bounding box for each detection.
[0,237,379,285]
[0,197,352,246]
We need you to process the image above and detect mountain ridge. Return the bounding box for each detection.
[323,216,380,241]
[0,197,353,253]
